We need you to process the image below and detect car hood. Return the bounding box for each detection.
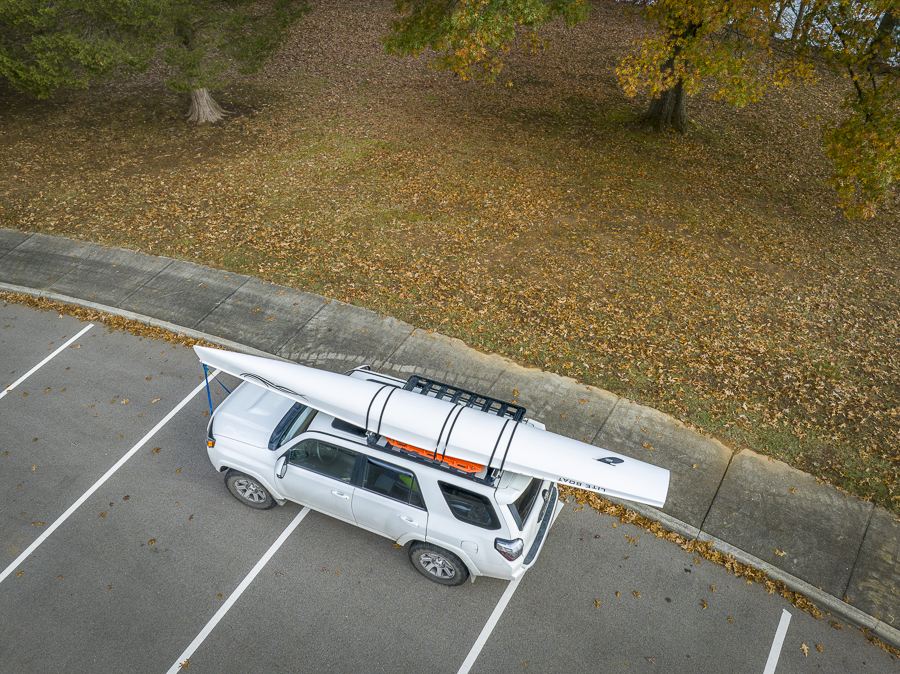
[213,381,295,449]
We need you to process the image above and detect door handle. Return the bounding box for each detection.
[331,490,350,499]
[400,516,418,527]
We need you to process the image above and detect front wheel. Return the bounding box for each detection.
[225,470,276,510]
[409,542,469,586]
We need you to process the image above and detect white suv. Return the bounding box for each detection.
[205,366,562,585]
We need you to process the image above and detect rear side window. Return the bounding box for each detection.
[509,478,542,530]
[438,482,500,530]
[362,459,425,509]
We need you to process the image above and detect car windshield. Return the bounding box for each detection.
[268,403,317,450]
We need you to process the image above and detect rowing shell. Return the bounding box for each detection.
[194,346,670,508]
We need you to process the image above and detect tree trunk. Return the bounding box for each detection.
[640,20,698,134]
[790,1,808,42]
[187,88,230,124]
[643,79,688,133]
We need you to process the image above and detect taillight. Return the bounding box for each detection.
[494,537,524,561]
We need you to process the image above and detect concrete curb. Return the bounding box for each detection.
[0,282,287,361]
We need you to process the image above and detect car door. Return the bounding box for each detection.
[351,457,428,542]
[276,438,359,524]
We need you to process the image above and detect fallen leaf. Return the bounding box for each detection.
[700,599,707,609]
[816,644,823,652]
[148,539,156,546]
[151,398,161,403]
[801,643,809,657]
[775,549,787,557]
[633,590,641,598]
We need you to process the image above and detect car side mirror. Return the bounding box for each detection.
[275,455,288,479]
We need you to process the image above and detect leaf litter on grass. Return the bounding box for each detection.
[0,0,897,513]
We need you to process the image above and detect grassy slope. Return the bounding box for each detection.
[1,0,898,512]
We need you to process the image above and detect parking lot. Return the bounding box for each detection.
[1,302,895,673]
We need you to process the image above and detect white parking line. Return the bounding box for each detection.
[762,609,792,674]
[0,322,94,401]
[0,371,220,586]
[164,507,311,674]
[457,577,522,674]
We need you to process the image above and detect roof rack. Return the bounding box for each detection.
[402,375,526,422]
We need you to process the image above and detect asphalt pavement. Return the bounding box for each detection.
[1,227,898,650]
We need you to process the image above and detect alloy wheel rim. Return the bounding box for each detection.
[235,479,266,503]
[419,553,455,579]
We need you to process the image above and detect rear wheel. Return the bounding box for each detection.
[409,542,469,586]
[225,470,276,510]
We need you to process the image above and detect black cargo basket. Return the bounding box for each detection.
[402,375,526,422]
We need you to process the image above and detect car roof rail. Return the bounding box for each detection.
[402,375,526,422]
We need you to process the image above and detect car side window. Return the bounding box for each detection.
[438,482,501,530]
[362,459,425,510]
[288,440,357,483]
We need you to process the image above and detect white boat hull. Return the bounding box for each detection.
[194,346,670,508]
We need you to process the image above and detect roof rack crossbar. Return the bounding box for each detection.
[402,375,526,422]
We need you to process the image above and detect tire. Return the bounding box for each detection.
[225,470,276,510]
[408,542,469,586]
